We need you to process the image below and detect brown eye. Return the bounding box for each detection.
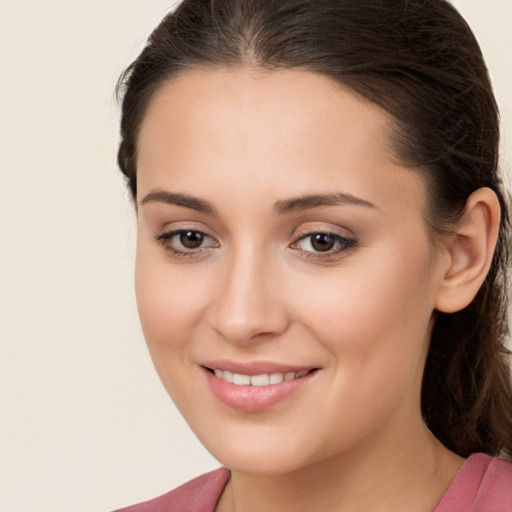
[292,231,357,257]
[179,230,205,249]
[155,229,218,256]
[310,233,336,252]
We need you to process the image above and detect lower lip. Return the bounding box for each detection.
[203,368,316,412]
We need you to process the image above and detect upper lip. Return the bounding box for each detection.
[201,359,318,376]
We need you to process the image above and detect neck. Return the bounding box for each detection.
[218,422,463,512]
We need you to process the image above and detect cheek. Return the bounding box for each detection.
[134,248,214,416]
[134,246,208,359]
[291,245,435,378]
[283,256,435,447]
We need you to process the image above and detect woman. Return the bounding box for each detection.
[114,0,512,510]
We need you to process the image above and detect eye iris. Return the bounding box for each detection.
[179,231,204,249]
[311,233,335,252]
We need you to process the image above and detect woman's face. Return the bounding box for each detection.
[135,68,449,474]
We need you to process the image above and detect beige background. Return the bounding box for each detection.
[0,1,510,511]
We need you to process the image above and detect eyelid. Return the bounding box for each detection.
[292,223,353,239]
[291,222,355,245]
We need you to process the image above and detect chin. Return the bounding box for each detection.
[196,427,318,475]
[216,449,308,475]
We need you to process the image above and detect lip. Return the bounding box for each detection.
[201,360,319,412]
[201,359,314,376]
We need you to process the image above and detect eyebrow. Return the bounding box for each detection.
[273,193,377,215]
[139,189,377,216]
[140,190,217,215]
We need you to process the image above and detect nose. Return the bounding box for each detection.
[206,247,290,345]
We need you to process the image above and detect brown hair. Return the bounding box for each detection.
[116,0,512,458]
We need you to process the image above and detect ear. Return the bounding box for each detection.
[435,187,501,313]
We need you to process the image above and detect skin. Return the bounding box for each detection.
[134,68,470,511]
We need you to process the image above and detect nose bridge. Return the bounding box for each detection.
[208,241,287,344]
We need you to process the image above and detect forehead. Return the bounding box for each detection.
[136,67,425,216]
[137,66,393,164]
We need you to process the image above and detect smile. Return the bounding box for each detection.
[202,365,319,412]
[211,369,311,386]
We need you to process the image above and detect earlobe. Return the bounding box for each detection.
[435,187,501,313]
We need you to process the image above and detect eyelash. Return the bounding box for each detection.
[154,229,357,260]
[291,232,357,260]
[154,229,219,259]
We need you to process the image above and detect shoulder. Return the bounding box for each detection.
[434,453,512,512]
[113,467,230,512]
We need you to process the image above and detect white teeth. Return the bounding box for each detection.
[233,373,251,385]
[250,374,270,386]
[213,369,312,385]
[269,372,284,384]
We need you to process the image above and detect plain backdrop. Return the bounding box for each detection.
[0,1,511,511]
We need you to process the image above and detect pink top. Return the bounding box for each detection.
[432,453,512,511]
[114,453,512,511]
